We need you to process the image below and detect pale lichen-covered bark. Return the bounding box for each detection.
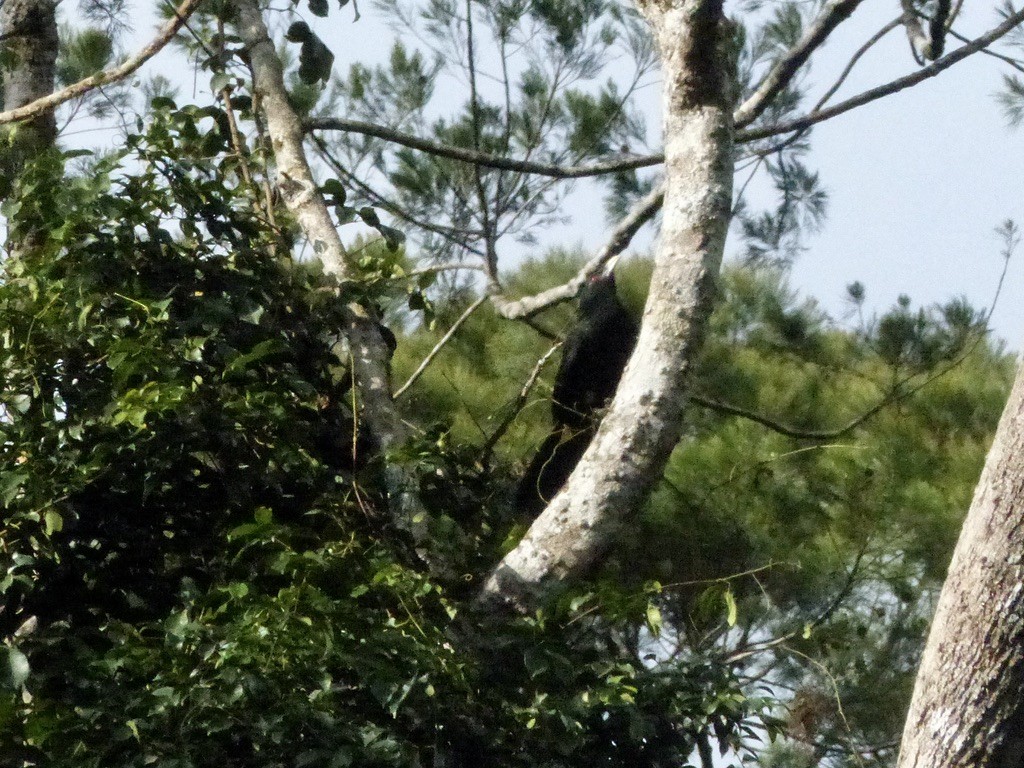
[897,364,1024,768]
[232,0,425,533]
[481,0,735,608]
[1,0,57,263]
[0,0,57,161]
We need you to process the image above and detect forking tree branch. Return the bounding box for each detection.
[733,0,867,127]
[301,8,1024,332]
[306,10,1024,181]
[741,5,1024,141]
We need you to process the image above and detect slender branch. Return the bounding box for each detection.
[480,342,562,465]
[408,262,486,276]
[689,390,893,440]
[741,7,1024,142]
[465,0,500,288]
[306,116,665,178]
[394,295,488,399]
[724,549,865,664]
[309,9,1024,182]
[947,24,1024,74]
[0,0,204,125]
[490,181,664,319]
[735,0,867,128]
[813,17,903,112]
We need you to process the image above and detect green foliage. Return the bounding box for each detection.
[55,26,113,85]
[322,1,650,262]
[0,129,758,764]
[53,24,129,122]
[395,252,1011,765]
[0,3,1013,762]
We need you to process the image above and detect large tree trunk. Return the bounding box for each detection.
[0,0,57,152]
[1,0,57,258]
[897,364,1024,768]
[482,0,735,609]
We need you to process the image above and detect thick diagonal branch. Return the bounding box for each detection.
[490,182,665,319]
[481,0,735,611]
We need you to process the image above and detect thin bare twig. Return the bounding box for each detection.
[741,7,1024,142]
[465,0,500,288]
[946,24,1024,74]
[480,342,562,465]
[724,548,865,665]
[408,263,486,276]
[735,0,867,127]
[814,17,903,112]
[0,0,204,125]
[394,295,488,399]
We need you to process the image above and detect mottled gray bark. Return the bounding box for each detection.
[481,0,735,609]
[0,0,57,164]
[897,364,1024,768]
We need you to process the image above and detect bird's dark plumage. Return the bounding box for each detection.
[516,272,638,516]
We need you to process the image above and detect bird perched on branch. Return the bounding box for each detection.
[516,263,638,517]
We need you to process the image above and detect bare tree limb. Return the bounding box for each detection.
[307,9,1022,195]
[947,23,1024,74]
[490,182,665,319]
[394,294,488,399]
[306,116,665,179]
[813,16,903,112]
[0,0,204,126]
[734,0,867,128]
[741,7,1024,142]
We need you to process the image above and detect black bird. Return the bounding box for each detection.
[516,268,639,516]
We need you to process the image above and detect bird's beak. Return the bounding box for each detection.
[602,252,623,276]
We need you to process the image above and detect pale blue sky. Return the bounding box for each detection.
[309,0,1024,345]
[93,0,1024,345]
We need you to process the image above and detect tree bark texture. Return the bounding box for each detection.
[482,0,735,608]
[898,364,1024,768]
[0,0,57,151]
[232,0,425,534]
